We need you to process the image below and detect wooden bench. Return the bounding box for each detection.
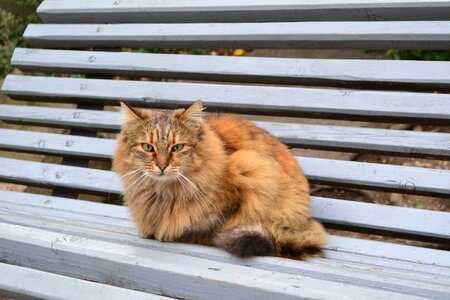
[1,1,449,299]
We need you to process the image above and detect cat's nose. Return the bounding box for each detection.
[156,162,168,172]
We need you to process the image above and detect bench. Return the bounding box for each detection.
[1,1,449,299]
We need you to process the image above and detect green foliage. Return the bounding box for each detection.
[386,50,450,61]
[0,10,22,77]
[0,0,42,78]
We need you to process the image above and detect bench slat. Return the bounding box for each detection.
[2,205,449,279]
[0,263,169,300]
[0,128,116,159]
[311,197,450,241]
[37,0,450,23]
[0,150,449,197]
[2,193,449,276]
[1,120,449,159]
[2,223,423,300]
[24,22,450,50]
[300,157,449,197]
[0,104,120,131]
[0,157,120,195]
[12,48,450,91]
[0,208,448,299]
[3,75,450,124]
[0,188,447,246]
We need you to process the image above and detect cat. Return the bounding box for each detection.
[113,100,327,259]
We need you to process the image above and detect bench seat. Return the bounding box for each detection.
[0,263,168,300]
[1,190,449,299]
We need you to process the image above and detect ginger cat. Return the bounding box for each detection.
[113,101,326,259]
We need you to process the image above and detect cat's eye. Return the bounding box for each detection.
[171,144,184,152]
[141,143,154,152]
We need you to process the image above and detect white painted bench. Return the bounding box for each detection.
[1,1,449,299]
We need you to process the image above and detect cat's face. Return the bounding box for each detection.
[117,101,204,182]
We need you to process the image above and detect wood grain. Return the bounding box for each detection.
[0,154,449,197]
[12,48,450,91]
[1,118,449,159]
[3,75,450,123]
[0,263,169,300]
[23,22,450,50]
[37,0,450,23]
[2,222,424,300]
[0,208,448,298]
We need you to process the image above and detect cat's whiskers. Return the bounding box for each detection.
[175,175,192,207]
[177,172,206,200]
[108,168,142,201]
[177,174,195,198]
[126,170,146,194]
[119,168,141,179]
[129,172,149,197]
[119,168,143,183]
[176,174,202,209]
[175,173,194,196]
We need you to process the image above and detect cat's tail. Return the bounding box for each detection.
[213,220,326,259]
[276,219,327,260]
[213,225,276,258]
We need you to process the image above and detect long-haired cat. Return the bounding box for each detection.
[113,100,326,259]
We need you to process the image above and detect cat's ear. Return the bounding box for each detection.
[176,100,205,123]
[120,102,143,122]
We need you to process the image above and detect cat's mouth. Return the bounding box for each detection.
[150,170,177,180]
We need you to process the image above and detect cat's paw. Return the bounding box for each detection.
[138,230,154,239]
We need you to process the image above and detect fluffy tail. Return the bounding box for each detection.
[276,219,327,260]
[213,225,276,258]
[213,220,326,259]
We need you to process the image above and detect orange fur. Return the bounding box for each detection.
[113,101,327,259]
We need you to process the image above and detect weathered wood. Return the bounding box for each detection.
[0,263,169,300]
[0,207,448,298]
[1,120,449,159]
[23,22,450,50]
[3,75,450,124]
[311,197,450,241]
[0,129,115,159]
[2,208,449,283]
[2,223,425,300]
[0,157,120,195]
[0,189,448,248]
[11,48,450,91]
[52,101,104,199]
[0,190,128,219]
[323,250,450,276]
[327,235,450,269]
[3,215,450,300]
[2,205,449,278]
[300,157,450,197]
[0,153,449,198]
[0,104,120,131]
[2,197,449,283]
[36,0,450,23]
